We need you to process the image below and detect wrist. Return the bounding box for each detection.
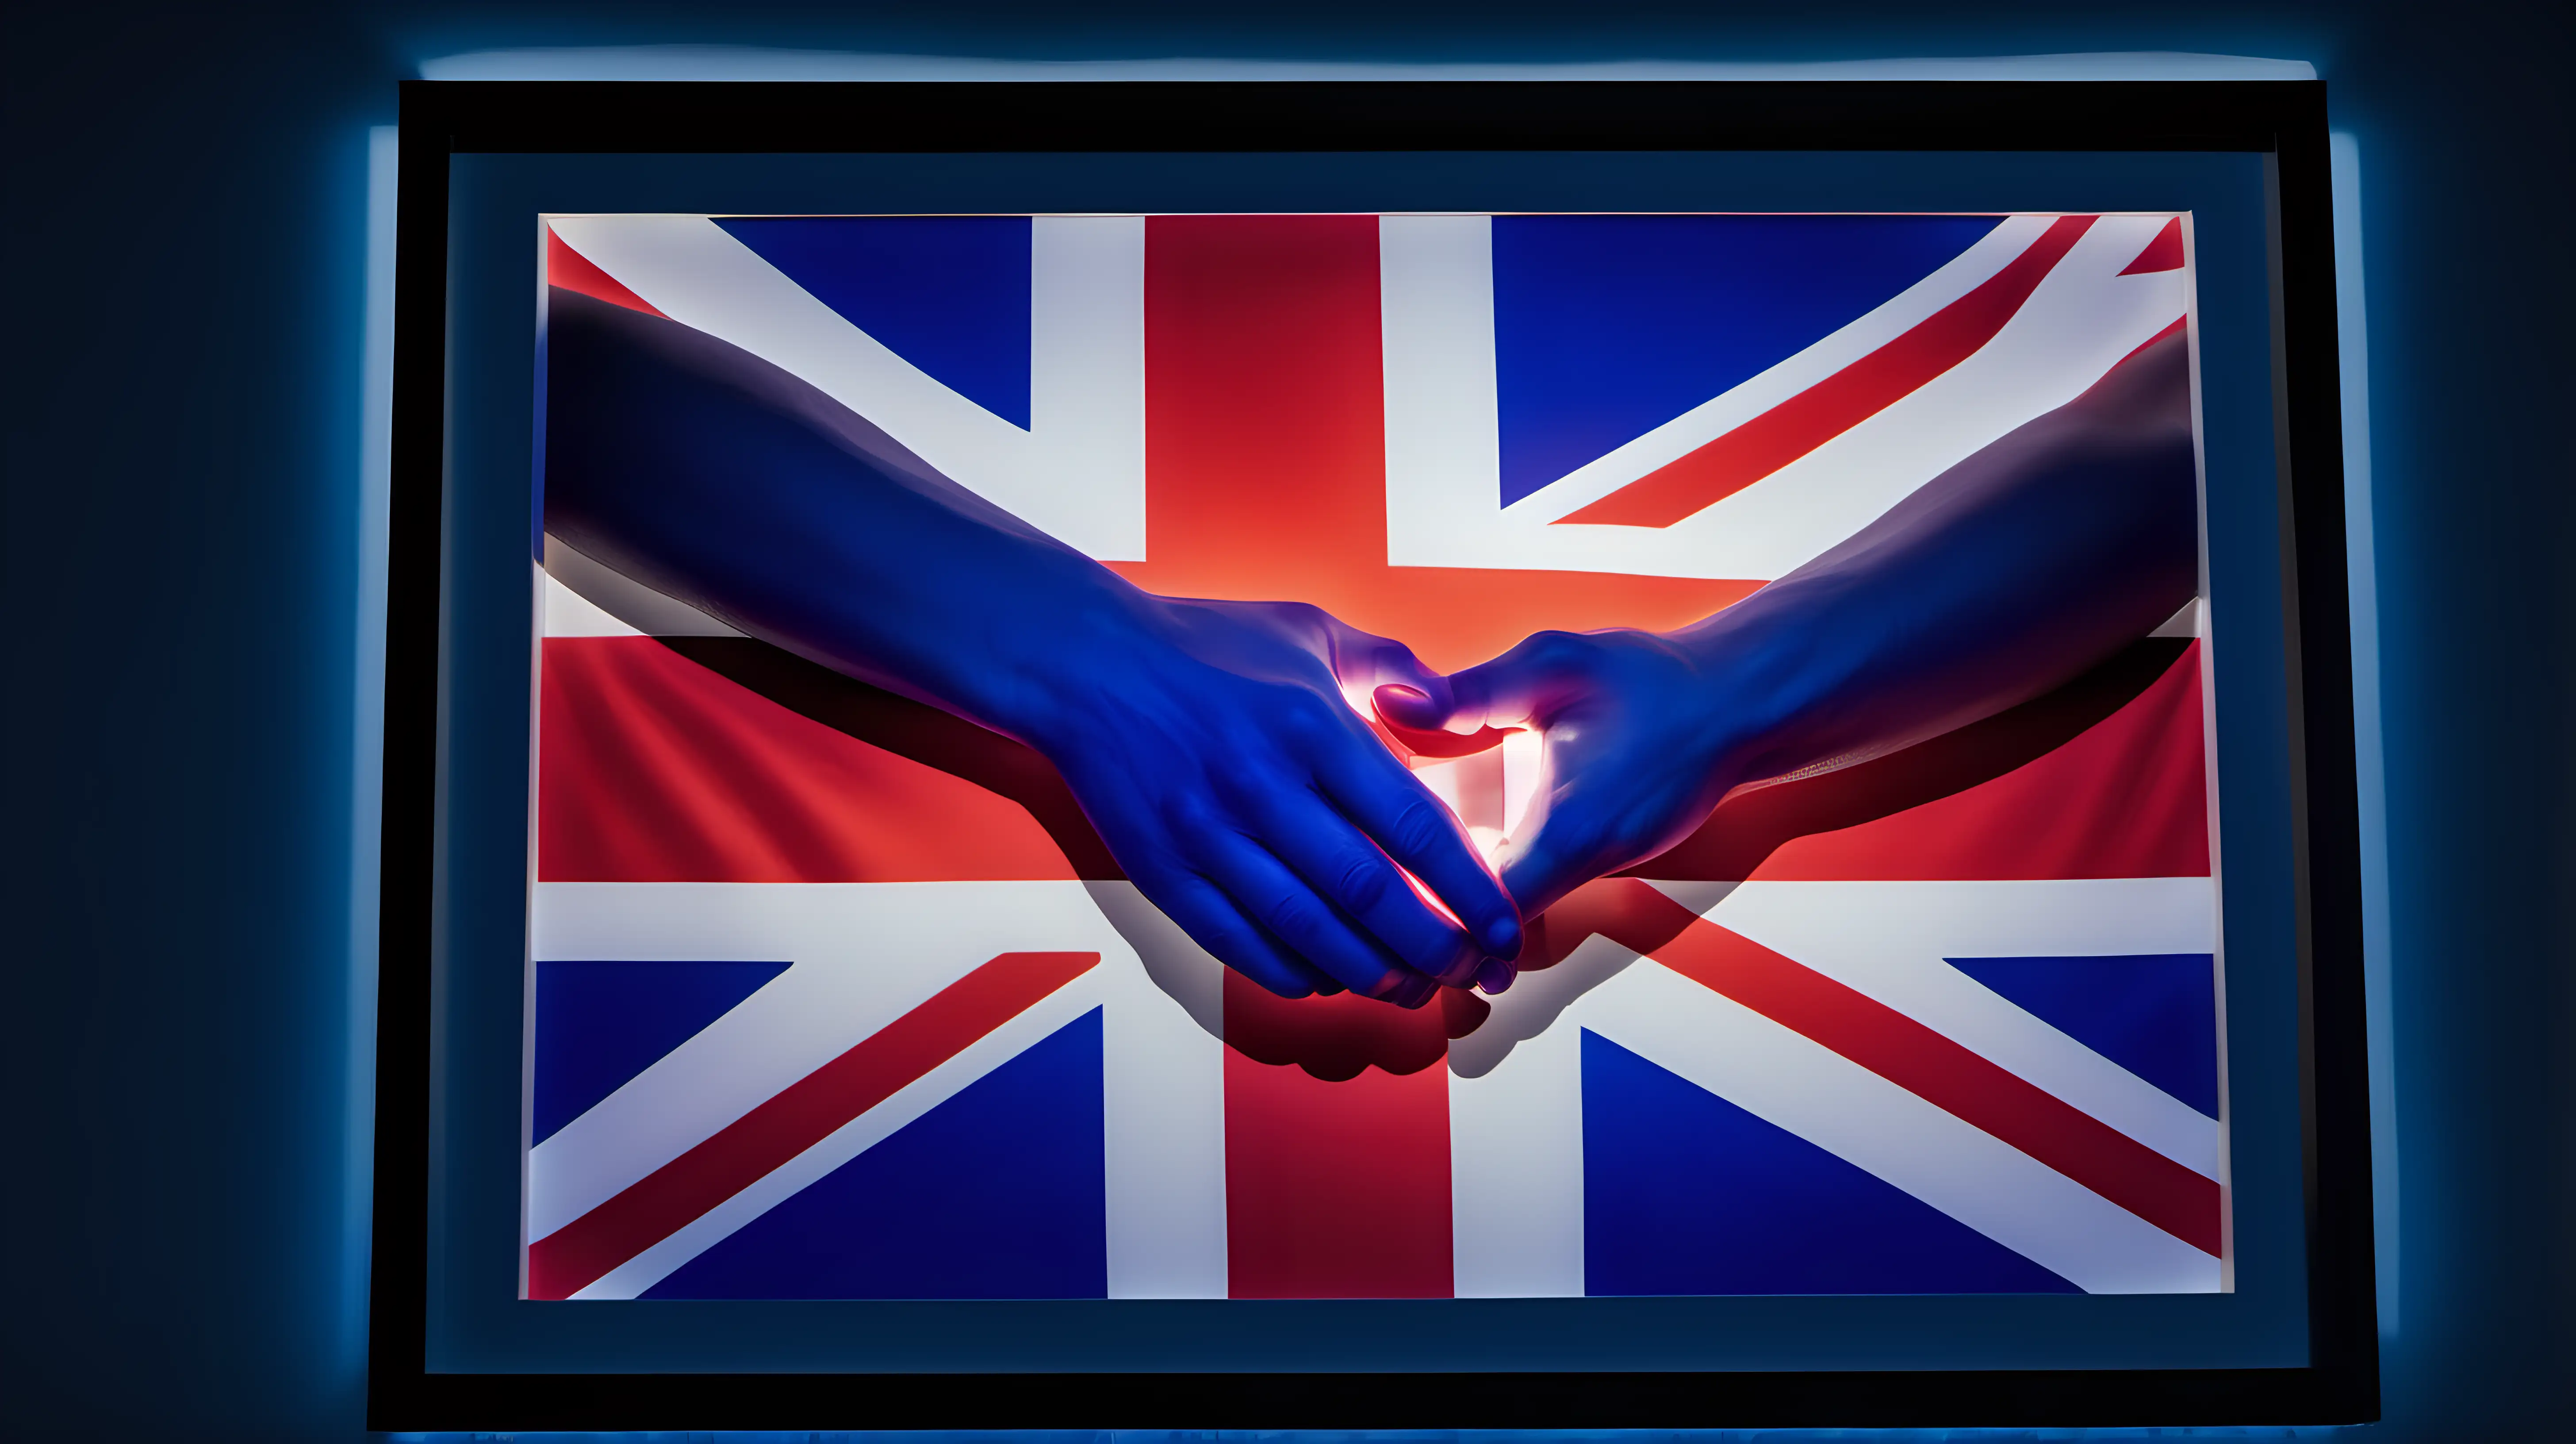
[1668,584,1851,787]
[968,573,1173,755]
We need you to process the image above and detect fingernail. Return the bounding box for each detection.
[1372,683,1432,721]
[1475,957,1517,995]
[1432,942,1482,988]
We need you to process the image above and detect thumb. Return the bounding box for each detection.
[1371,677,1516,760]
[1407,636,1572,733]
[1376,633,1576,755]
[1371,676,1457,731]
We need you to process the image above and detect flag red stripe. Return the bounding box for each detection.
[1740,637,2210,883]
[2119,217,2186,275]
[1141,213,1461,1297]
[2110,315,2190,371]
[1570,879,2223,1256]
[1558,215,2100,529]
[538,636,1082,883]
[1221,1020,1455,1299]
[547,227,667,318]
[526,950,1100,1300]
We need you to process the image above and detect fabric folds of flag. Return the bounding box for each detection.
[523,208,2225,1301]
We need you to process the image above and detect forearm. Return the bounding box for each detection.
[542,289,1148,745]
[1679,329,2200,786]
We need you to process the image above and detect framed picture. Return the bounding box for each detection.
[372,77,2375,1429]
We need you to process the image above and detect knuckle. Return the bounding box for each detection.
[1260,890,1326,944]
[1522,629,1587,664]
[1269,689,1328,739]
[1333,854,1392,914]
[1162,793,1225,839]
[1389,800,1454,861]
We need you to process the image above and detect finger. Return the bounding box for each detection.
[1371,677,1459,732]
[1252,788,1485,986]
[1344,630,1449,701]
[1473,956,1518,995]
[1370,680,1518,761]
[1379,631,1580,734]
[1138,866,1342,1000]
[1197,832,1435,1001]
[1310,740,1524,963]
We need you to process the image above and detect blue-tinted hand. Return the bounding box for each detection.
[541,289,1520,1004]
[1376,630,1747,920]
[1024,594,1522,1004]
[1380,325,2201,921]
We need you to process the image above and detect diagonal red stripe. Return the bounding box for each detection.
[1552,879,2222,1257]
[526,949,1100,1300]
[1558,215,2099,530]
[2119,217,2186,275]
[547,227,668,319]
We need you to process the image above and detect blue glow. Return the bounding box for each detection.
[382,1428,2351,1442]
[371,50,2387,1444]
[417,47,2318,82]
[2330,128,2398,1341]
[342,121,397,1393]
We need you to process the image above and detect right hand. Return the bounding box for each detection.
[1375,627,1756,921]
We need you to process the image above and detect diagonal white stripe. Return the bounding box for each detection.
[1507,216,2053,521]
[1660,212,2185,552]
[544,215,1146,560]
[1666,879,2227,1181]
[1381,212,2187,580]
[569,972,1109,1299]
[539,537,741,638]
[1576,957,2223,1294]
[525,881,1227,1299]
[527,882,1122,1241]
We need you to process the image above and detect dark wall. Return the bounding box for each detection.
[6,3,2568,1439]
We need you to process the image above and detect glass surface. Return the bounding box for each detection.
[429,149,2304,1373]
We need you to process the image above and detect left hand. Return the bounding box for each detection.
[1008,593,1526,1004]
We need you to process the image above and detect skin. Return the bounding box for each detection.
[1379,326,2203,920]
[540,289,1522,1005]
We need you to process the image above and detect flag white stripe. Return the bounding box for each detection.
[1680,212,2184,557]
[1449,996,1587,1297]
[526,881,1134,1242]
[540,537,740,638]
[1378,212,2041,579]
[1380,212,2185,580]
[1503,215,2052,521]
[1090,884,1230,1299]
[544,215,1147,561]
[569,967,1109,1299]
[1576,960,2223,1294]
[528,881,1229,1298]
[1671,879,2226,1181]
[540,565,642,638]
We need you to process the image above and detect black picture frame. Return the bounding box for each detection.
[372,76,2375,1432]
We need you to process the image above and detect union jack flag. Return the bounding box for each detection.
[525,209,2225,1301]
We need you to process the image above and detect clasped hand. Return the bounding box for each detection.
[1006,592,1532,1006]
[1016,591,1741,1008]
